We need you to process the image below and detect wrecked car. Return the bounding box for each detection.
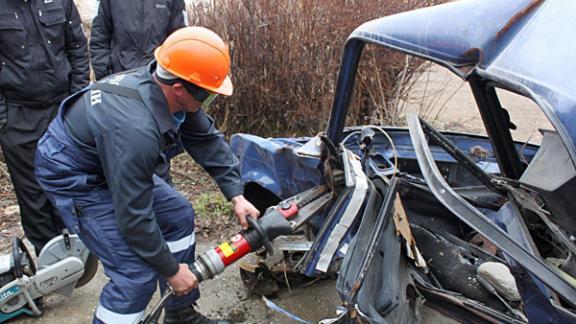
[230,0,576,322]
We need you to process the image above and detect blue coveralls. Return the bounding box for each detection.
[35,63,244,324]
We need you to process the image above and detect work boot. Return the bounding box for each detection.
[164,305,232,324]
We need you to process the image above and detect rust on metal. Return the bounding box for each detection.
[349,281,362,295]
[496,0,545,39]
[463,47,483,65]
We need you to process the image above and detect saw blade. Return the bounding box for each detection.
[75,252,98,288]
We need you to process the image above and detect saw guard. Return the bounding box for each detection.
[37,234,97,290]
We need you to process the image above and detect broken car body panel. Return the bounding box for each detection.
[231,0,576,322]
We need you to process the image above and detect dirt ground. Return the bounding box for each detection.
[2,65,555,323]
[10,241,343,324]
[6,240,454,323]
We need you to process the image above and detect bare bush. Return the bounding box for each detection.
[188,0,443,137]
[73,0,98,34]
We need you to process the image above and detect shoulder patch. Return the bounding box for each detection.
[106,74,126,86]
[90,89,102,106]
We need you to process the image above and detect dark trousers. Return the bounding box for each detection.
[0,101,63,253]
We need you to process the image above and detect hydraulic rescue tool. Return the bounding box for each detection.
[141,185,332,324]
[0,233,97,323]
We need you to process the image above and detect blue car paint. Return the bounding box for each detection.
[232,129,539,199]
[230,134,323,199]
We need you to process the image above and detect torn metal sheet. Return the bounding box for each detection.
[406,114,576,306]
[336,177,422,323]
[316,149,368,272]
[392,194,427,270]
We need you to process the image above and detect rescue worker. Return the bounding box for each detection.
[90,0,188,80]
[0,0,89,254]
[35,27,259,323]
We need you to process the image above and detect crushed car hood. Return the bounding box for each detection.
[345,0,576,166]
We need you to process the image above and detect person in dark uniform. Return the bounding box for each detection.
[89,0,188,80]
[35,27,259,324]
[90,0,189,183]
[0,0,89,254]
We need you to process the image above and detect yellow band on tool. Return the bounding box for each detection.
[219,242,234,257]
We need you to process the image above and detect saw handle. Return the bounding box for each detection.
[11,238,35,278]
[12,238,24,278]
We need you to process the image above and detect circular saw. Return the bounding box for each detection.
[0,233,97,322]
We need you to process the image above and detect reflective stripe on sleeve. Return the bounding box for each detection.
[166,232,195,253]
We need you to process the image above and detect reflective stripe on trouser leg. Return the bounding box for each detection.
[64,175,197,323]
[95,304,145,324]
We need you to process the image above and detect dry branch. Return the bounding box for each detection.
[187,0,445,136]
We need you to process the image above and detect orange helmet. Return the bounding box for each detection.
[154,27,233,96]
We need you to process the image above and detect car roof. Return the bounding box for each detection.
[349,0,576,164]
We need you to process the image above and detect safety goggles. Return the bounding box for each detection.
[182,81,219,108]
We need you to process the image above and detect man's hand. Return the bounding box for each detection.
[167,264,198,296]
[231,195,260,229]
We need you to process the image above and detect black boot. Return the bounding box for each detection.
[163,305,232,324]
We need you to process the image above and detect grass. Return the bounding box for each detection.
[193,192,233,220]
